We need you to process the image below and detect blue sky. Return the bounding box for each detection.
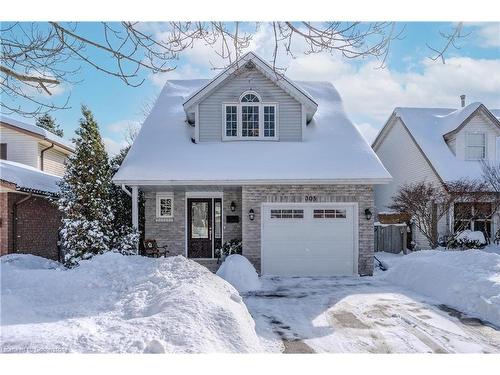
[3,22,500,154]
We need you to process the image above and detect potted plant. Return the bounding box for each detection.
[215,239,242,263]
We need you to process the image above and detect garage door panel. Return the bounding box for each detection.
[261,204,356,276]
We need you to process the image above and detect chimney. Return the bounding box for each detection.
[460,94,466,108]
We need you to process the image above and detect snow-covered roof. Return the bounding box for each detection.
[0,160,61,195]
[0,115,74,151]
[113,79,391,185]
[377,103,500,182]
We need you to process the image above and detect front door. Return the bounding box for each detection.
[187,198,222,258]
[188,198,212,258]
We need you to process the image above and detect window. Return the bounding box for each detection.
[270,209,304,219]
[156,193,174,219]
[454,202,492,239]
[466,133,486,160]
[264,106,275,137]
[0,143,6,160]
[225,105,237,137]
[313,209,347,219]
[222,91,278,140]
[242,105,259,137]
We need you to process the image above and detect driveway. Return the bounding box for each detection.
[244,276,500,353]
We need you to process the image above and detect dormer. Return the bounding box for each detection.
[442,103,500,162]
[182,52,318,143]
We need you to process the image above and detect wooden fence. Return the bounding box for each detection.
[374,223,408,254]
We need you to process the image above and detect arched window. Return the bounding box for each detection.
[240,92,260,103]
[223,91,277,140]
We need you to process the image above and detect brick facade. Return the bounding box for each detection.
[0,191,61,260]
[144,184,375,275]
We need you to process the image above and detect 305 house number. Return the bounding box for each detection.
[304,195,318,202]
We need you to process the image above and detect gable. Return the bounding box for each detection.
[445,110,500,161]
[374,116,442,211]
[183,52,317,117]
[197,67,303,142]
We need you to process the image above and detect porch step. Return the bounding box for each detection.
[193,259,220,273]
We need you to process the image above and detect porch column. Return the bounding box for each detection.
[131,186,139,230]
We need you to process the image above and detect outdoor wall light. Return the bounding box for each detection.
[365,208,373,221]
[248,209,255,221]
[230,201,236,212]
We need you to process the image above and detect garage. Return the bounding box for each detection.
[261,203,358,276]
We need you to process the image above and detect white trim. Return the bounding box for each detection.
[194,104,200,143]
[465,131,487,161]
[260,202,359,276]
[185,191,223,198]
[301,103,306,140]
[156,192,174,219]
[114,178,392,186]
[131,186,139,229]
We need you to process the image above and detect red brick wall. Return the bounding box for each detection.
[0,192,61,260]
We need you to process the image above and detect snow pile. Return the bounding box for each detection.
[456,230,486,245]
[1,253,262,353]
[378,250,500,326]
[216,255,261,293]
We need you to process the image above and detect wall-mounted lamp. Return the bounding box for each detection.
[248,209,255,221]
[230,201,236,212]
[364,208,372,221]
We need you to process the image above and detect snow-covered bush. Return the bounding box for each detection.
[111,227,140,256]
[448,230,487,249]
[216,254,261,293]
[216,239,242,258]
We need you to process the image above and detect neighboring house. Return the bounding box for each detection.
[0,116,74,260]
[372,99,500,248]
[113,52,391,276]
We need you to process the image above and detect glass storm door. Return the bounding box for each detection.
[188,198,212,258]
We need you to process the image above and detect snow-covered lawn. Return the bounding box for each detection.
[245,249,500,353]
[0,253,262,353]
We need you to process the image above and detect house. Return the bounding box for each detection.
[0,116,74,260]
[113,52,391,276]
[372,98,500,248]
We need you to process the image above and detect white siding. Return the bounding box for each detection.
[197,68,302,142]
[0,125,39,168]
[38,143,68,176]
[450,112,500,161]
[374,118,442,249]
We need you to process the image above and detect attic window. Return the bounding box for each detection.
[466,132,486,160]
[241,93,260,102]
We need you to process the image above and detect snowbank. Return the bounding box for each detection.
[216,255,261,293]
[1,253,262,353]
[377,250,500,326]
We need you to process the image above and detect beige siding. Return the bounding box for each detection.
[197,68,303,142]
[374,118,443,249]
[450,112,500,161]
[38,144,68,176]
[0,125,39,167]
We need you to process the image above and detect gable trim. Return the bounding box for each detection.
[373,113,445,186]
[182,52,318,113]
[443,104,500,139]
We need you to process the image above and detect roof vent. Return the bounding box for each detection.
[460,94,466,108]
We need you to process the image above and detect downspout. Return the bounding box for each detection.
[40,143,54,171]
[12,194,33,253]
[121,184,132,197]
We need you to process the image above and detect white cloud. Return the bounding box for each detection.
[476,23,500,48]
[107,119,141,134]
[103,137,128,157]
[150,64,205,88]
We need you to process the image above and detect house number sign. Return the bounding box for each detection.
[304,195,318,202]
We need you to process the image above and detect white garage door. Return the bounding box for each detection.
[261,203,357,276]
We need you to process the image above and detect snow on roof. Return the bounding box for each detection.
[113,79,391,184]
[393,103,500,182]
[0,115,74,151]
[0,160,61,195]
